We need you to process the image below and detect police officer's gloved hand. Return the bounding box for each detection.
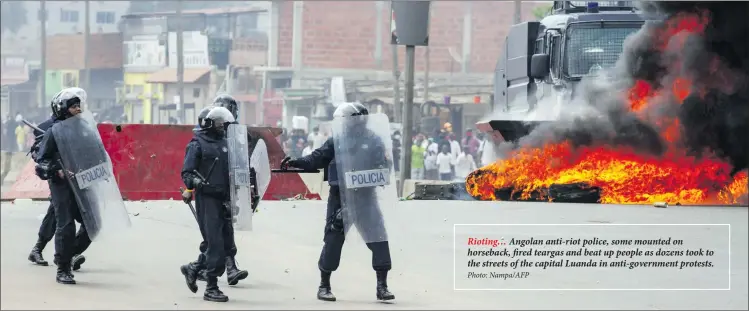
[280,156,299,170]
[34,162,53,180]
[181,188,194,203]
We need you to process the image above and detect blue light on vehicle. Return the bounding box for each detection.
[587,2,599,13]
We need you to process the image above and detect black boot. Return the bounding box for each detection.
[28,242,48,266]
[180,263,199,293]
[56,265,76,285]
[376,270,395,301]
[194,254,207,282]
[72,254,86,271]
[204,277,229,302]
[226,256,248,286]
[317,270,336,301]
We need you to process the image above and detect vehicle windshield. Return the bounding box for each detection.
[564,25,641,77]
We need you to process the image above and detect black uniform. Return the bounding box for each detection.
[190,120,249,286]
[35,118,93,284]
[28,117,89,269]
[286,129,395,301]
[180,128,235,302]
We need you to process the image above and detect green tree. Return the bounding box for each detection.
[532,4,553,20]
[1,1,28,34]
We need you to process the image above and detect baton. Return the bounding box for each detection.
[22,119,45,134]
[179,187,199,223]
[182,156,218,222]
[271,168,320,173]
[193,157,219,185]
[22,120,47,157]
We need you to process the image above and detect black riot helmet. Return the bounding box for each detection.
[51,87,87,120]
[196,106,212,129]
[212,94,239,121]
[200,106,235,134]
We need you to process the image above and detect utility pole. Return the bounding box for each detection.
[176,0,185,123]
[400,45,415,195]
[423,47,430,103]
[83,0,91,94]
[391,45,402,123]
[392,0,429,197]
[39,0,47,107]
[514,0,522,24]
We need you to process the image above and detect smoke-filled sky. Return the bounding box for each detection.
[514,1,749,176]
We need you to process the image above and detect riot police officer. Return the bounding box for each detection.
[281,102,395,302]
[27,115,58,266]
[179,106,238,302]
[189,96,249,286]
[27,112,88,271]
[34,88,93,284]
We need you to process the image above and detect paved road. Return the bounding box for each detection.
[2,200,747,310]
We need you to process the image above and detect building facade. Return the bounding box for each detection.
[13,1,130,38]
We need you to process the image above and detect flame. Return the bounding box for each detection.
[466,11,748,205]
[466,142,747,204]
[629,80,653,112]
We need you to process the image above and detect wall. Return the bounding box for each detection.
[88,69,122,101]
[44,70,78,103]
[277,1,548,73]
[88,68,122,110]
[162,83,210,124]
[123,72,154,124]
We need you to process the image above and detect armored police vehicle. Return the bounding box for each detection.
[476,1,645,145]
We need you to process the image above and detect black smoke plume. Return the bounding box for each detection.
[517,1,749,176]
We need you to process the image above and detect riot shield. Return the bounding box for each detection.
[250,139,271,201]
[51,110,131,241]
[227,124,254,231]
[332,113,396,243]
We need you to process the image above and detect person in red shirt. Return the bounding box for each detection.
[461,129,481,161]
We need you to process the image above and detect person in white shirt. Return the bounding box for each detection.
[478,136,497,167]
[448,134,461,160]
[436,144,454,181]
[427,138,439,155]
[424,148,438,180]
[308,126,327,150]
[454,147,477,181]
[301,140,314,157]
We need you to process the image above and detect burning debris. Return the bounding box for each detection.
[467,1,749,205]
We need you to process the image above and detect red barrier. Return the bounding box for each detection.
[3,161,49,200]
[2,124,320,201]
